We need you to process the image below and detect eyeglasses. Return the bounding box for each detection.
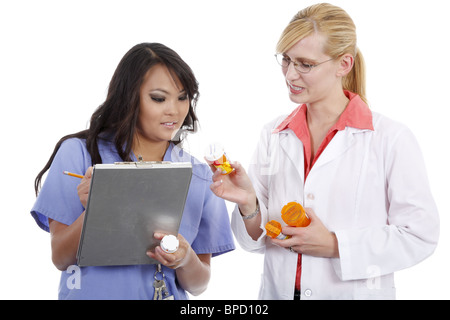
[274,53,334,74]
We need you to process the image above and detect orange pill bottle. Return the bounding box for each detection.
[204,143,234,175]
[265,220,290,240]
[281,202,310,227]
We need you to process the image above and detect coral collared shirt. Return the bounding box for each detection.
[273,90,374,294]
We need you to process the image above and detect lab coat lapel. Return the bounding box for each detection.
[312,127,365,170]
[277,128,370,181]
[278,130,305,183]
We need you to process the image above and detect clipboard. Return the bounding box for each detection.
[76,161,192,267]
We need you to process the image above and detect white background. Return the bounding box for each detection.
[1,0,449,300]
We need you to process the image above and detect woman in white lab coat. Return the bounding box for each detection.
[209,3,439,299]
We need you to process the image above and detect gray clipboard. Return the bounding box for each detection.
[77,161,192,267]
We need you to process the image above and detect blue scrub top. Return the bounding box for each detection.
[31,137,235,300]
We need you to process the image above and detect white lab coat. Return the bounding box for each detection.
[231,112,439,300]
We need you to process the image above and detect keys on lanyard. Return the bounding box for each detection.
[153,264,174,300]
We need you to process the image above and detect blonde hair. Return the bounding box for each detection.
[276,3,367,104]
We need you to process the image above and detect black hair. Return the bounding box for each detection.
[34,43,199,196]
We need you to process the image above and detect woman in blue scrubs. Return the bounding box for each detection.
[31,43,235,300]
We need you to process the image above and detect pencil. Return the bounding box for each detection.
[63,171,84,179]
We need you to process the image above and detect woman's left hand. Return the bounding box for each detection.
[271,208,340,258]
[147,233,192,269]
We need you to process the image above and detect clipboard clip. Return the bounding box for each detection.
[113,161,173,168]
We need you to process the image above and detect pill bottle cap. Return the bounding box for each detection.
[265,220,290,240]
[281,202,310,227]
[160,235,179,253]
[265,220,282,238]
[204,143,225,162]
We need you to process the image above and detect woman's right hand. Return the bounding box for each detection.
[209,161,257,214]
[77,166,93,208]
